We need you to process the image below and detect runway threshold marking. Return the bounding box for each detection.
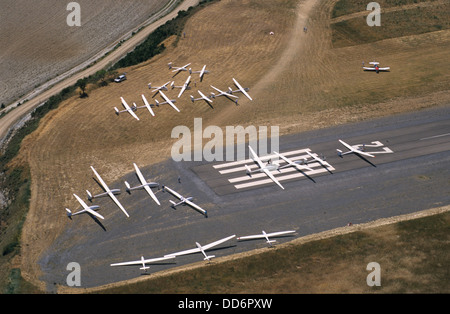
[213,148,335,190]
[212,149,308,170]
[350,141,394,154]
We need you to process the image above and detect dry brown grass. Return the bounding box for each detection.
[13,0,450,290]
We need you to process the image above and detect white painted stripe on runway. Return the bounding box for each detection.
[419,133,450,141]
[365,147,394,154]
[233,166,335,189]
[210,147,335,190]
[212,148,311,169]
[227,162,324,183]
[218,153,311,174]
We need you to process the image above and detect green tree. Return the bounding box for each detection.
[75,78,88,98]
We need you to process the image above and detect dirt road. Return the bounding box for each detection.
[0,0,199,144]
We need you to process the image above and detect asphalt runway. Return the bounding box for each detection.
[39,106,450,290]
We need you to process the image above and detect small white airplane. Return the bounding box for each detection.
[237,230,296,246]
[125,163,160,206]
[164,186,208,217]
[65,193,104,220]
[232,78,252,101]
[87,166,130,218]
[337,139,375,158]
[209,85,239,104]
[157,91,180,112]
[148,81,171,93]
[245,146,284,190]
[110,255,175,272]
[171,75,191,98]
[363,61,390,73]
[274,151,313,172]
[168,62,191,74]
[189,65,209,82]
[190,90,213,106]
[164,235,236,261]
[114,97,139,120]
[137,94,155,116]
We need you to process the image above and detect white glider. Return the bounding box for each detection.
[114,97,140,120]
[237,230,296,246]
[87,166,130,218]
[125,163,160,206]
[232,78,252,101]
[148,81,171,93]
[158,91,180,112]
[337,139,375,158]
[209,85,239,104]
[190,90,213,105]
[189,65,209,81]
[168,62,191,74]
[65,193,104,220]
[110,255,175,272]
[274,151,313,172]
[363,61,390,73]
[164,235,236,261]
[137,94,155,116]
[245,146,284,190]
[164,186,208,217]
[171,75,191,98]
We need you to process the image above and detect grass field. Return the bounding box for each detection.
[331,0,441,18]
[2,0,449,292]
[331,1,450,47]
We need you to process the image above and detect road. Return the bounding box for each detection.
[38,105,450,290]
[0,0,199,145]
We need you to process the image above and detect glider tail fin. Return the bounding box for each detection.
[124,181,131,194]
[267,240,277,245]
[245,165,252,176]
[86,190,93,201]
[140,256,150,271]
[204,255,215,261]
[169,200,177,208]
